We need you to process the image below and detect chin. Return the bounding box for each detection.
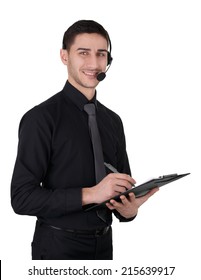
[82,79,99,88]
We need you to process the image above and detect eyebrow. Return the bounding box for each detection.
[77,48,108,52]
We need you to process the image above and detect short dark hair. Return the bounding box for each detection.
[62,20,111,52]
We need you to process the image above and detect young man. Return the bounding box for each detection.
[11,20,158,260]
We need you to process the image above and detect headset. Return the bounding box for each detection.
[107,36,113,66]
[97,35,113,81]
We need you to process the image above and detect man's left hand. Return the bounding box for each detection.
[106,188,159,219]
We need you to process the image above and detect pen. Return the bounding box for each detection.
[104,162,119,173]
[104,162,135,189]
[104,162,136,188]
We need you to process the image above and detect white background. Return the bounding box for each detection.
[0,0,200,279]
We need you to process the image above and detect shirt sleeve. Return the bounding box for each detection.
[11,108,82,218]
[112,116,137,222]
[116,117,132,175]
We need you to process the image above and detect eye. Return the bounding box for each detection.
[98,52,106,57]
[79,51,89,56]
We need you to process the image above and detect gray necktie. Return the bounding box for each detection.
[84,103,108,223]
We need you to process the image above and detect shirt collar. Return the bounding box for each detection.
[63,81,97,111]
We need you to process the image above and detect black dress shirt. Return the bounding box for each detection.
[11,81,132,230]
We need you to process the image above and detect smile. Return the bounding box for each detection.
[82,71,98,78]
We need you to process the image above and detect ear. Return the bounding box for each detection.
[60,49,68,65]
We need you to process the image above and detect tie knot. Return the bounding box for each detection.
[84,103,96,116]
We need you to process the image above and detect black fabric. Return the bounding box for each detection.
[32,220,113,260]
[11,81,132,230]
[84,103,111,223]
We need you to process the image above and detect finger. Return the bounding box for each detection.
[106,202,115,210]
[114,185,129,194]
[128,192,136,201]
[115,179,133,190]
[144,187,159,198]
[120,193,136,205]
[136,187,159,205]
[109,199,124,209]
[119,195,129,205]
[111,173,136,185]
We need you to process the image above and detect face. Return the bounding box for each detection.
[61,33,108,98]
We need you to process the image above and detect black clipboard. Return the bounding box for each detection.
[84,172,190,212]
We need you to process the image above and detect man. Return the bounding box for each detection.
[11,20,158,260]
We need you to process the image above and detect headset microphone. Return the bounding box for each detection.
[97,72,106,82]
[97,63,112,81]
[96,52,113,82]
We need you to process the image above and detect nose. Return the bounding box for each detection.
[86,53,100,69]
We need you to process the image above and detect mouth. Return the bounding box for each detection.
[82,70,99,79]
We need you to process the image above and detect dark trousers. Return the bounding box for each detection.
[32,221,113,260]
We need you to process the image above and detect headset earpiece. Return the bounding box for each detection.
[107,52,113,66]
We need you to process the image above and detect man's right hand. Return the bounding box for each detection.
[82,173,136,205]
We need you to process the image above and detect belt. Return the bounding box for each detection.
[38,221,110,237]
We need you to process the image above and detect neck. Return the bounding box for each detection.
[82,89,96,101]
[68,78,96,101]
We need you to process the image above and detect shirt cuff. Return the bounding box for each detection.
[65,187,83,213]
[113,210,137,222]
